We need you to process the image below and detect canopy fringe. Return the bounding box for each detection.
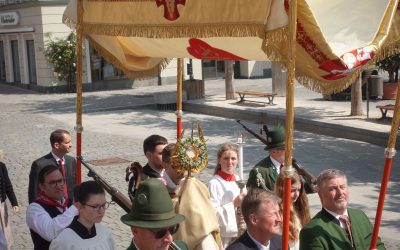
[82,23,266,38]
[372,41,400,64]
[264,26,288,44]
[261,27,288,61]
[87,36,171,79]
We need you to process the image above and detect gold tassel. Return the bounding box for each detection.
[82,23,266,38]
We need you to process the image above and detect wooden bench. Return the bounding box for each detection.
[236,91,277,105]
[376,104,395,119]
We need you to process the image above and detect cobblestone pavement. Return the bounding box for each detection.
[0,81,399,249]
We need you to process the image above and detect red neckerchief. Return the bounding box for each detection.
[36,191,69,212]
[217,171,236,182]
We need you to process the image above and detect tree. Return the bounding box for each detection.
[376,52,400,83]
[225,61,235,100]
[43,32,77,92]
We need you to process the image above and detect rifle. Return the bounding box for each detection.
[292,158,317,193]
[236,120,317,192]
[236,120,269,145]
[78,156,132,213]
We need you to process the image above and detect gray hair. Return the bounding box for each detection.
[241,188,281,225]
[316,169,347,190]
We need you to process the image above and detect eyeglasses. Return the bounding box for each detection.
[85,202,110,211]
[146,224,180,239]
[45,179,64,187]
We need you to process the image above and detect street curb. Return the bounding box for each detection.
[183,102,399,149]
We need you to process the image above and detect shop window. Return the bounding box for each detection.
[202,60,225,79]
[90,47,126,81]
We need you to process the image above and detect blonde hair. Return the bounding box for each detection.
[213,143,238,175]
[275,172,311,242]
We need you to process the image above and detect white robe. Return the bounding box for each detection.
[49,223,116,250]
[208,175,240,248]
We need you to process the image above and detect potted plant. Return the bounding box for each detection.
[43,32,77,92]
[376,52,400,100]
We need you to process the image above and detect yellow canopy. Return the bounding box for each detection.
[63,0,400,93]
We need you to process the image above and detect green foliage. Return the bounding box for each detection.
[376,52,400,83]
[43,32,76,83]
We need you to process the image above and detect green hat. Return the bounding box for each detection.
[264,126,285,150]
[120,178,185,228]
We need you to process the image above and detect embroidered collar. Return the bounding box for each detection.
[217,170,236,182]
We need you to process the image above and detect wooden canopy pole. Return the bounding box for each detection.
[176,58,183,138]
[370,82,400,249]
[75,0,84,184]
[282,0,298,249]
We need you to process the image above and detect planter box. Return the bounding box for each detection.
[383,82,398,100]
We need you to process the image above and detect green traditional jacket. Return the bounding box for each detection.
[246,156,277,191]
[246,156,315,193]
[299,208,386,250]
[127,240,188,250]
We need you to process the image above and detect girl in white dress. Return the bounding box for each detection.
[208,143,245,248]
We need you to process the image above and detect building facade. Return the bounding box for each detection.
[0,0,271,93]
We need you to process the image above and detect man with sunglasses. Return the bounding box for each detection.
[121,178,188,250]
[26,165,78,250]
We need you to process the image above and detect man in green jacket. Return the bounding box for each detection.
[300,169,385,250]
[121,178,188,250]
[246,125,315,193]
[246,126,286,191]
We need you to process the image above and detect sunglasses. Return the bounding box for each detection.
[146,224,180,239]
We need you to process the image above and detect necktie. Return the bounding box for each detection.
[58,159,69,199]
[339,215,354,249]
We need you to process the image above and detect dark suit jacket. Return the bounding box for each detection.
[227,231,283,250]
[28,153,76,203]
[0,161,18,206]
[300,208,386,250]
[141,163,161,179]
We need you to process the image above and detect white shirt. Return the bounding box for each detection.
[248,231,271,250]
[324,208,349,229]
[51,152,64,165]
[26,202,78,241]
[270,157,282,175]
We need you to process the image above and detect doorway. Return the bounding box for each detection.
[26,40,37,84]
[11,40,21,83]
[0,41,5,82]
